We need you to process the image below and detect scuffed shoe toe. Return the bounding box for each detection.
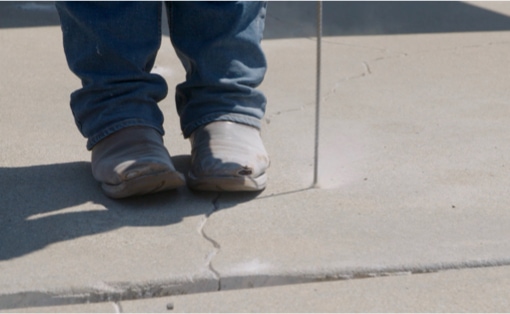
[91,126,185,198]
[188,121,270,192]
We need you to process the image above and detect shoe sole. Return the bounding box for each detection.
[186,172,267,192]
[101,170,186,199]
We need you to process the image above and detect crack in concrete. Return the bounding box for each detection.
[317,50,413,105]
[265,58,377,123]
[320,39,395,53]
[0,193,228,311]
[265,105,307,124]
[320,61,373,104]
[264,41,409,124]
[199,193,222,291]
[408,40,510,55]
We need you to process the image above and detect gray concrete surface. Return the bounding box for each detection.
[2,1,510,312]
[6,266,510,313]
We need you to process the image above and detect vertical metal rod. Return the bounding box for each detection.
[313,1,323,187]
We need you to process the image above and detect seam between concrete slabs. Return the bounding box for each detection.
[4,259,510,310]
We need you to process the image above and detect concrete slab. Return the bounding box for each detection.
[120,266,510,312]
[9,266,510,312]
[2,1,510,312]
[206,30,510,289]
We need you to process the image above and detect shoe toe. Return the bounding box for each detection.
[91,126,185,198]
[188,121,270,191]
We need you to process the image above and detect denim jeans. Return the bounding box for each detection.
[56,1,267,150]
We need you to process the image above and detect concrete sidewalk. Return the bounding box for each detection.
[2,1,510,312]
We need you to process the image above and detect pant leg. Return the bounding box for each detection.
[165,1,268,138]
[56,2,168,150]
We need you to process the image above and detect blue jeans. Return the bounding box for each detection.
[56,1,267,150]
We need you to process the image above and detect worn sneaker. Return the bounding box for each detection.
[188,121,270,192]
[91,126,185,199]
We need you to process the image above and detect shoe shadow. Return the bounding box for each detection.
[0,157,231,261]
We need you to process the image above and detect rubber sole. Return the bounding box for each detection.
[186,171,267,192]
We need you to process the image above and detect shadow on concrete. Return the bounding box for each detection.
[263,1,510,39]
[0,156,258,261]
[0,2,59,29]
[3,1,510,38]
